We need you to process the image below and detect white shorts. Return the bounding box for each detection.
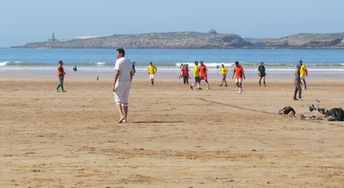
[300,75,306,79]
[235,78,243,83]
[114,81,131,106]
[149,74,155,79]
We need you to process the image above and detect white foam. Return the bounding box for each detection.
[0,61,9,66]
[96,62,106,66]
[176,62,234,67]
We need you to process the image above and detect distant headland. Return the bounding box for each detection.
[14,30,344,49]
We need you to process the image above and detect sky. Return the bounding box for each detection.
[1,0,344,47]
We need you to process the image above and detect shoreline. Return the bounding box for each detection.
[1,68,344,78]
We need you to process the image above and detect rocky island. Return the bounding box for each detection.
[15,31,344,49]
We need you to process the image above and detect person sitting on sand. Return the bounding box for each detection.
[258,62,266,87]
[147,62,157,86]
[232,61,245,94]
[190,61,201,90]
[56,60,66,92]
[219,64,228,87]
[199,61,210,90]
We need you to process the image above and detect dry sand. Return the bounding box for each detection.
[1,75,344,187]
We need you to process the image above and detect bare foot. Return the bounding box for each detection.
[122,119,128,123]
[118,117,125,123]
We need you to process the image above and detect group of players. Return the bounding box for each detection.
[147,61,268,94]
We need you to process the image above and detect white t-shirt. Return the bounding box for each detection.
[114,57,133,82]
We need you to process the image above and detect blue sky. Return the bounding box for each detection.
[1,0,343,47]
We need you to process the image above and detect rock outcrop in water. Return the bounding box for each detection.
[15,32,344,49]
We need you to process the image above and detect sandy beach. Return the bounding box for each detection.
[1,74,344,187]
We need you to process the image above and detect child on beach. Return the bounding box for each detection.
[190,61,201,90]
[147,62,157,86]
[199,61,210,90]
[219,64,228,87]
[56,60,66,92]
[232,61,245,94]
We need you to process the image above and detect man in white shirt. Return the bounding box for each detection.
[113,48,134,123]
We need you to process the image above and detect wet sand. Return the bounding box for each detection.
[1,75,344,187]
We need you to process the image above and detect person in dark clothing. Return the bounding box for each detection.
[131,61,136,75]
[293,65,302,100]
[258,62,266,87]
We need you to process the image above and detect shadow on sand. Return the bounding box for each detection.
[132,120,184,124]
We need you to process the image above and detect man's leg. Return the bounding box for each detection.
[61,83,65,92]
[293,87,298,100]
[122,104,129,123]
[56,76,63,91]
[205,80,210,90]
[239,82,243,93]
[190,81,195,90]
[259,77,262,86]
[60,77,66,92]
[302,78,307,90]
[263,77,266,87]
[56,83,61,91]
[116,103,125,123]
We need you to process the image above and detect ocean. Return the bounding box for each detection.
[1,48,344,76]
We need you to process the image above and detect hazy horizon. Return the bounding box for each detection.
[1,0,344,47]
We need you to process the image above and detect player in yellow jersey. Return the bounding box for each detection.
[190,61,201,90]
[219,64,228,87]
[299,60,308,89]
[147,62,157,86]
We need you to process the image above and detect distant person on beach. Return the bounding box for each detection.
[179,64,184,79]
[258,62,266,87]
[293,64,302,100]
[113,48,134,123]
[73,66,77,72]
[199,61,210,90]
[219,64,228,87]
[190,61,201,90]
[147,62,157,86]
[56,60,66,92]
[182,64,189,84]
[232,61,246,94]
[299,60,308,89]
[131,61,136,75]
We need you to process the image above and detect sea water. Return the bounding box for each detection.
[1,48,344,76]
